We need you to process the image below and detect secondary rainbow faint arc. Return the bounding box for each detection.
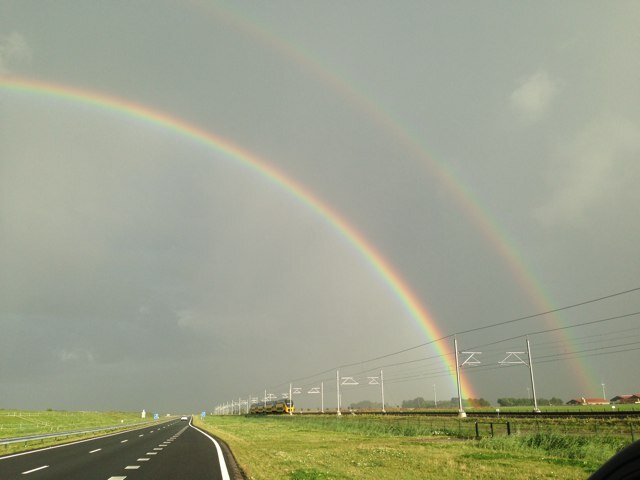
[0,75,473,398]
[196,2,594,391]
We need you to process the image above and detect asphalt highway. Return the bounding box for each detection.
[0,417,232,480]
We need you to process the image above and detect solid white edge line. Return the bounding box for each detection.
[0,419,175,461]
[21,465,49,474]
[188,418,231,480]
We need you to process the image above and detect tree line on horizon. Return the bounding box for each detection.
[496,397,564,407]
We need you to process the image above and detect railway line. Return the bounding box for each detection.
[291,409,640,419]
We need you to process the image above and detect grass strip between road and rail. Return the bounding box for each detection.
[195,414,635,480]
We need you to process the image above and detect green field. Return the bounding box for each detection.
[196,414,636,479]
[0,410,156,455]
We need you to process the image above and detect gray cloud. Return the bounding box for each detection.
[510,70,560,122]
[535,116,640,226]
[1,2,640,411]
[0,32,31,74]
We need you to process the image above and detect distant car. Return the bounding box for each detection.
[180,416,188,421]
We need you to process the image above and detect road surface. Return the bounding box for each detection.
[0,417,234,480]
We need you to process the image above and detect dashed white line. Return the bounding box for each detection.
[107,477,127,480]
[124,465,140,470]
[21,465,49,475]
[146,452,157,455]
[138,434,144,437]
[89,448,102,453]
[137,458,150,461]
[120,439,128,443]
[153,447,163,451]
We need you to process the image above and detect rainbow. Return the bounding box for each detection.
[0,76,475,398]
[196,3,594,392]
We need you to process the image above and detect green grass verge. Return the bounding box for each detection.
[196,415,624,479]
[0,410,163,456]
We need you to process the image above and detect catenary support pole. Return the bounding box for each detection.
[434,383,438,408]
[380,370,386,413]
[526,337,541,413]
[454,336,466,418]
[336,370,342,416]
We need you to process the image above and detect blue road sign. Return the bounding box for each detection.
[201,411,206,418]
[153,413,159,420]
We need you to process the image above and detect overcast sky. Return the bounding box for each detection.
[1,1,639,413]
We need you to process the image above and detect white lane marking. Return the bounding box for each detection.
[150,430,154,433]
[21,465,49,474]
[107,477,127,480]
[153,447,163,450]
[137,458,150,461]
[89,448,102,454]
[125,466,140,469]
[146,452,157,455]
[139,434,144,437]
[188,420,231,480]
[120,440,128,443]
[0,421,174,461]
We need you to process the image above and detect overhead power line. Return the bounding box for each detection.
[466,310,640,351]
[238,286,640,402]
[384,340,640,387]
[454,286,640,336]
[284,286,640,388]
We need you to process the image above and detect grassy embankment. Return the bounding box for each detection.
[196,414,636,480]
[0,410,156,455]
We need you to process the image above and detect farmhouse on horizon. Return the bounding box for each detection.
[566,397,609,406]
[610,394,640,404]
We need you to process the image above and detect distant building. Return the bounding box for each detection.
[566,397,610,405]
[610,394,640,404]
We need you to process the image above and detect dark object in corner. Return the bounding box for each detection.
[590,440,640,479]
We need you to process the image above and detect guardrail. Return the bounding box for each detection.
[0,419,168,446]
